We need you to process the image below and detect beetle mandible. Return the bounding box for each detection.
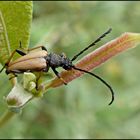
[0,28,114,105]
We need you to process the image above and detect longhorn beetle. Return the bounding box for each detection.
[0,28,114,105]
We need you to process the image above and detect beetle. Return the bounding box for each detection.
[0,28,114,105]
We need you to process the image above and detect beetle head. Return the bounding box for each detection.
[60,53,73,70]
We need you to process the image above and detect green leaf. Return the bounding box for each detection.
[6,83,33,112]
[0,11,11,65]
[0,1,33,64]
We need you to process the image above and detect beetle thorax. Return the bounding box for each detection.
[46,53,73,70]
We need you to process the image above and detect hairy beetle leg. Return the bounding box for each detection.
[51,67,67,85]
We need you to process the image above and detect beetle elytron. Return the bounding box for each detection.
[0,28,114,105]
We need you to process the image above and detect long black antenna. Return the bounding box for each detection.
[71,28,112,62]
[72,66,114,105]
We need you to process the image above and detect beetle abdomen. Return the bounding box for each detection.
[6,50,48,73]
[11,50,48,65]
[7,57,47,72]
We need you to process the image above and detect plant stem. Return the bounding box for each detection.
[0,110,15,128]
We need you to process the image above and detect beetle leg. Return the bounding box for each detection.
[0,65,6,73]
[7,50,17,63]
[0,49,18,73]
[5,46,25,66]
[0,48,25,73]
[9,74,17,80]
[35,72,43,90]
[19,41,22,48]
[27,46,47,52]
[19,41,47,53]
[51,67,67,85]
[9,70,24,74]
[16,49,26,56]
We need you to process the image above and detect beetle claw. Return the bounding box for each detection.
[64,82,67,85]
[59,77,67,85]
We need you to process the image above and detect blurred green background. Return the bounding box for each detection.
[1,1,140,138]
